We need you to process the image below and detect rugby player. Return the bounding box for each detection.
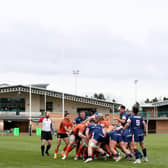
[54,112,73,159]
[124,105,148,164]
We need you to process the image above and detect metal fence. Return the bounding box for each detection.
[140,111,168,119]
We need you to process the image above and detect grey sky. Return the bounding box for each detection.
[0,0,168,108]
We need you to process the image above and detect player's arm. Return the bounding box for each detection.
[115,118,126,124]
[123,119,131,130]
[39,117,44,123]
[64,125,72,134]
[142,120,147,135]
[85,127,90,139]
[50,120,56,135]
[78,130,86,139]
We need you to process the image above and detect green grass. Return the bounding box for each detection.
[0,134,168,168]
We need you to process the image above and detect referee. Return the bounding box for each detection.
[39,111,55,156]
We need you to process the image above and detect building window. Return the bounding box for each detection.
[46,102,53,112]
[0,98,25,112]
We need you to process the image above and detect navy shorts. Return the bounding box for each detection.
[133,133,144,142]
[122,129,132,143]
[109,131,122,143]
[92,132,105,142]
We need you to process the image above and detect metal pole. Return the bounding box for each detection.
[112,104,115,124]
[147,119,149,135]
[75,75,77,95]
[62,92,64,119]
[44,92,46,113]
[134,80,138,103]
[29,84,32,136]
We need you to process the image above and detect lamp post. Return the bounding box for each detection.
[29,84,32,136]
[134,80,138,103]
[72,70,80,95]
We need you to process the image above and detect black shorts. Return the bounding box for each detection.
[71,132,81,141]
[41,131,53,140]
[57,133,68,139]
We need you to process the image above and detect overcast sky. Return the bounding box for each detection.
[0,0,168,108]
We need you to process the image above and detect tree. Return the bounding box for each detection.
[98,93,105,100]
[152,97,158,103]
[93,93,106,100]
[163,97,168,101]
[112,99,116,103]
[145,98,150,103]
[93,93,99,99]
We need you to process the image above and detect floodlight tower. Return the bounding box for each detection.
[72,70,80,95]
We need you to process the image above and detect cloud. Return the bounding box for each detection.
[0,0,168,108]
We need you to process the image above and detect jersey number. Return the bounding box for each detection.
[136,120,140,126]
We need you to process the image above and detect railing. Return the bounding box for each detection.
[0,111,42,119]
[140,111,168,119]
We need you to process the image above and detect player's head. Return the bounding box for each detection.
[64,111,71,120]
[120,105,126,113]
[79,111,86,119]
[95,112,103,122]
[89,119,95,124]
[45,111,50,118]
[105,114,110,121]
[132,105,139,115]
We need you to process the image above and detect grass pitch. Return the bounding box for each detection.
[0,134,168,168]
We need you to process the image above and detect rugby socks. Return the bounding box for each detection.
[105,145,112,156]
[142,148,147,157]
[55,149,58,154]
[88,155,92,159]
[83,152,88,160]
[63,146,67,152]
[65,146,72,157]
[114,153,119,158]
[41,145,45,156]
[76,146,83,157]
[134,149,141,159]
[45,145,51,155]
[102,152,107,157]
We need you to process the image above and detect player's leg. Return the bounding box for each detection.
[62,134,75,159]
[41,139,46,156]
[109,140,122,162]
[124,135,134,160]
[54,138,62,159]
[96,144,109,159]
[140,139,148,162]
[94,135,109,159]
[45,139,52,156]
[75,141,84,160]
[62,136,69,156]
[84,139,96,163]
[119,141,133,158]
[133,141,142,164]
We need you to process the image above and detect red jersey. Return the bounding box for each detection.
[99,120,109,128]
[58,119,73,134]
[72,124,85,135]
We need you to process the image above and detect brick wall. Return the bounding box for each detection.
[156,120,168,134]
[0,119,4,131]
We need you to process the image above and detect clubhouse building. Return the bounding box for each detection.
[0,84,120,133]
[141,101,168,134]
